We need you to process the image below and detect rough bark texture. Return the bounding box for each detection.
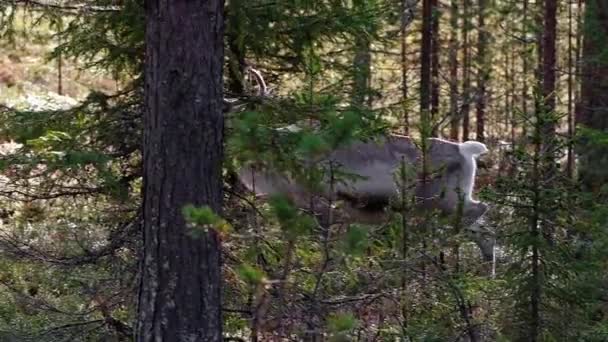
[578,0,608,193]
[137,1,224,341]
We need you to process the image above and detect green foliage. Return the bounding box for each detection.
[182,205,231,235]
[327,312,357,341]
[341,224,368,256]
[268,195,315,239]
[236,263,266,285]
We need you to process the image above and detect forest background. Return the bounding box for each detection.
[0,0,607,341]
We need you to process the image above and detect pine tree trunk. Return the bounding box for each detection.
[401,0,410,135]
[352,35,371,107]
[578,0,608,193]
[510,46,517,143]
[420,0,433,128]
[226,0,246,95]
[504,51,510,139]
[449,0,459,140]
[461,0,471,140]
[521,0,529,141]
[566,0,574,178]
[541,0,557,173]
[352,0,372,108]
[137,1,224,341]
[475,0,488,142]
[431,0,440,134]
[529,1,557,340]
[542,0,557,119]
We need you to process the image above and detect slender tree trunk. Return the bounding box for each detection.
[567,0,575,178]
[401,0,410,135]
[504,50,510,140]
[449,0,460,140]
[475,0,488,142]
[578,0,608,193]
[529,137,542,342]
[461,0,471,140]
[510,45,517,143]
[352,0,372,108]
[535,0,544,117]
[137,1,224,341]
[521,0,529,141]
[57,48,63,95]
[226,0,246,95]
[542,0,557,122]
[352,35,371,107]
[575,0,583,119]
[431,0,440,135]
[541,0,558,179]
[528,1,557,340]
[420,0,433,128]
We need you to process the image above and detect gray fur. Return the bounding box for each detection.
[238,136,489,226]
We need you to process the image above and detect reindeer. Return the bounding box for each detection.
[228,68,489,227]
[237,136,489,227]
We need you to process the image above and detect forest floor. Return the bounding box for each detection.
[0,13,116,111]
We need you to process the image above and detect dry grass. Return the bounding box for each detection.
[0,9,117,108]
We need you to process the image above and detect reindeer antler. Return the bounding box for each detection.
[223,66,270,114]
[244,66,269,97]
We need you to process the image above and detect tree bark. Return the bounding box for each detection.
[137,1,224,341]
[461,0,471,140]
[420,0,433,129]
[352,0,372,108]
[226,0,246,95]
[542,0,557,116]
[521,0,529,141]
[578,0,608,193]
[430,0,440,135]
[449,0,459,141]
[541,0,557,177]
[475,0,488,142]
[567,0,575,178]
[401,0,411,135]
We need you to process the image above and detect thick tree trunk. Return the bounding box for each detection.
[137,1,224,341]
[578,0,608,192]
